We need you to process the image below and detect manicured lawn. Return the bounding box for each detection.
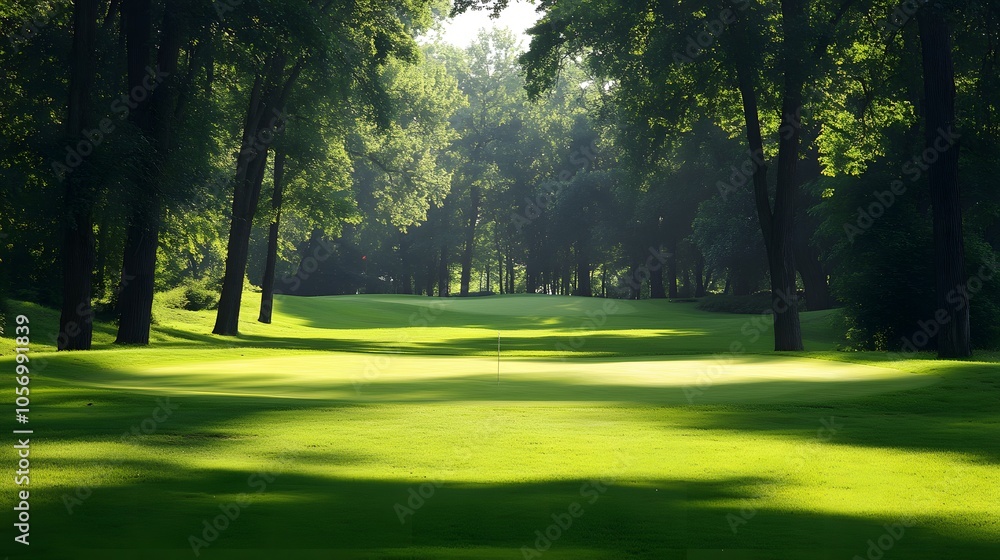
[2,294,999,559]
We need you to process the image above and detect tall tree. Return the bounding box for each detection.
[214,0,434,334]
[258,147,286,323]
[58,0,100,351]
[917,4,970,357]
[728,0,807,350]
[213,55,297,335]
[116,0,187,344]
[451,29,525,296]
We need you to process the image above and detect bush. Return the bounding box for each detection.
[155,286,189,310]
[156,279,220,312]
[183,280,220,311]
[813,155,1000,351]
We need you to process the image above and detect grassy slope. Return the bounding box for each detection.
[1,294,998,559]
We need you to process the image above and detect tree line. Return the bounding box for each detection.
[1,0,998,358]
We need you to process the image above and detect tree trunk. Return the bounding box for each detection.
[58,0,100,351]
[507,253,514,293]
[695,253,707,297]
[628,260,641,300]
[117,0,182,345]
[484,259,490,293]
[793,241,831,310]
[666,237,678,298]
[460,186,480,296]
[650,244,666,299]
[214,55,301,335]
[215,146,270,333]
[258,148,286,323]
[732,0,804,350]
[437,245,449,296]
[526,259,539,294]
[495,245,502,294]
[575,257,591,297]
[918,7,970,358]
[425,260,435,296]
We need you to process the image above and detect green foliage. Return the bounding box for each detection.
[155,278,221,312]
[814,161,935,350]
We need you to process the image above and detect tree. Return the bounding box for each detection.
[58,0,100,350]
[214,0,436,335]
[450,29,525,296]
[917,4,970,358]
[115,0,191,344]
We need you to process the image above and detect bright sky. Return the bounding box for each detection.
[435,1,543,48]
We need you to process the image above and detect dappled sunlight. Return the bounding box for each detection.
[26,392,1000,555]
[4,295,998,559]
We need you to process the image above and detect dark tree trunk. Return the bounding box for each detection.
[526,259,539,294]
[58,0,100,351]
[918,7,970,358]
[732,0,804,351]
[214,142,270,334]
[695,253,707,297]
[794,241,831,310]
[628,260,641,300]
[425,260,436,296]
[437,245,449,296]
[506,253,514,293]
[117,0,182,345]
[666,237,678,298]
[733,269,754,296]
[258,148,286,323]
[575,258,591,297]
[214,54,301,335]
[650,245,666,298]
[115,206,160,345]
[398,233,413,295]
[794,143,832,311]
[459,186,480,296]
[496,245,503,294]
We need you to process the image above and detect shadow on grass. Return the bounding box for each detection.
[23,459,999,560]
[33,352,1000,466]
[144,326,719,357]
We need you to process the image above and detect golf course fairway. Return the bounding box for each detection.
[2,294,998,559]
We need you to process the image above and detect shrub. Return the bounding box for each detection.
[183,281,220,311]
[156,279,220,312]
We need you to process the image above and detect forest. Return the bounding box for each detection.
[1,1,999,557]
[2,0,998,356]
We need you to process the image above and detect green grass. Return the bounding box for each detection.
[1,294,999,559]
